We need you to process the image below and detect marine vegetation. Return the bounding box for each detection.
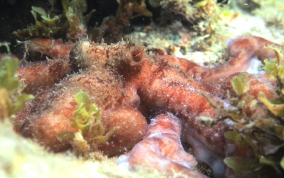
[87,0,153,43]
[13,0,89,40]
[13,0,153,43]
[2,0,284,177]
[13,34,281,177]
[201,48,284,177]
[0,45,34,121]
[148,0,219,23]
[57,91,117,155]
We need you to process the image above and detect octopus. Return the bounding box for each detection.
[14,36,281,177]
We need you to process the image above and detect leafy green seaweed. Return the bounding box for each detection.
[57,91,116,155]
[224,157,261,176]
[71,91,99,135]
[200,47,284,177]
[0,55,34,120]
[13,0,88,40]
[226,53,284,176]
[231,72,250,96]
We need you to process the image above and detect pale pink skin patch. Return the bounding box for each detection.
[117,112,207,178]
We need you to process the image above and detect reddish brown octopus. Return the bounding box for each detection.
[15,36,281,177]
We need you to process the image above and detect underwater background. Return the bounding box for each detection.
[1,0,284,177]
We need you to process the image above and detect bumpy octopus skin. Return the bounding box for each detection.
[15,36,281,177]
[154,36,279,82]
[69,40,229,177]
[26,38,74,60]
[18,63,147,155]
[16,38,74,94]
[69,36,279,177]
[17,59,72,94]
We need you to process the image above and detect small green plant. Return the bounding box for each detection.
[199,48,284,177]
[13,0,90,40]
[0,54,34,120]
[57,91,116,155]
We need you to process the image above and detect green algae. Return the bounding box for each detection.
[0,52,34,121]
[13,0,88,40]
[201,50,284,177]
[57,92,116,155]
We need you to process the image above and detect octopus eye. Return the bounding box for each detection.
[132,45,143,62]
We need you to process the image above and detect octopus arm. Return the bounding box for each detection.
[18,59,71,94]
[117,112,207,178]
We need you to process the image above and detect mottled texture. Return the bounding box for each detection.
[117,112,207,178]
[70,36,280,177]
[18,59,71,94]
[16,36,281,177]
[27,38,74,59]
[17,58,147,155]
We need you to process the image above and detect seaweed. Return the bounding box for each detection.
[13,0,152,43]
[0,45,34,120]
[13,0,89,41]
[90,0,152,43]
[199,48,284,177]
[116,0,152,26]
[13,4,64,39]
[57,92,116,155]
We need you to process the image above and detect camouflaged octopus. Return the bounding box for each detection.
[15,36,280,177]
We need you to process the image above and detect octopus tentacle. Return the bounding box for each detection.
[197,36,280,83]
[18,59,71,94]
[16,64,147,155]
[27,38,74,59]
[17,38,75,94]
[117,112,207,178]
[72,40,229,176]
[153,36,281,83]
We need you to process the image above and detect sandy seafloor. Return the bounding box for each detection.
[1,0,284,177]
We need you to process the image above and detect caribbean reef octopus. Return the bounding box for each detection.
[14,36,281,177]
